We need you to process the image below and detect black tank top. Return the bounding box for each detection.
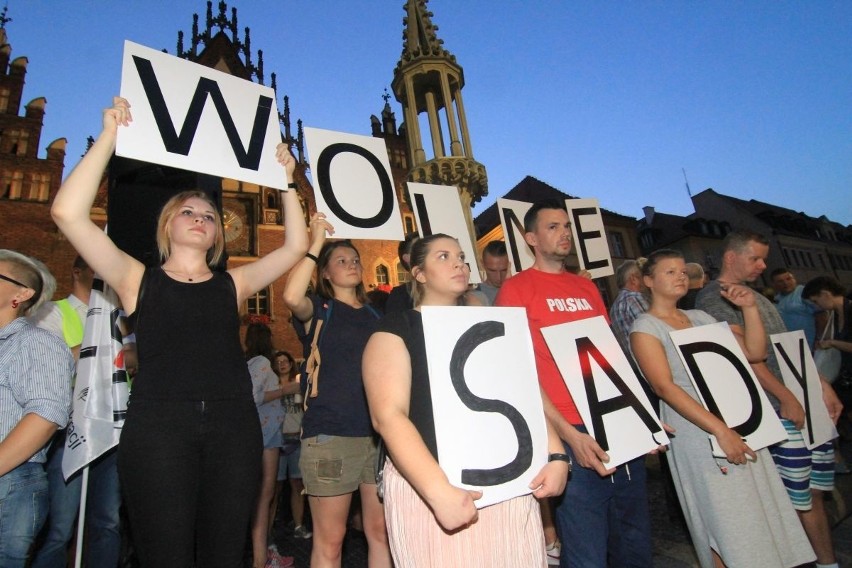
[130,268,251,401]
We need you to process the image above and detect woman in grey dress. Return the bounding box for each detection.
[630,249,814,568]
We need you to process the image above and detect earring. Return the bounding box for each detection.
[11,299,19,309]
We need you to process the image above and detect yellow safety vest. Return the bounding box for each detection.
[55,298,84,348]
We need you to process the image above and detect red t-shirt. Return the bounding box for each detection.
[495,268,609,426]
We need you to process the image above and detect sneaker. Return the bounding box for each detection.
[266,546,295,568]
[545,540,561,566]
[293,524,313,539]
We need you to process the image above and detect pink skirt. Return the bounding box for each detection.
[383,460,547,568]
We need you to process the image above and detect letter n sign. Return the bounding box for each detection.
[304,127,404,240]
[497,198,535,275]
[671,322,787,456]
[118,41,285,189]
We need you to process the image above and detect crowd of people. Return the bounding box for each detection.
[2,96,852,568]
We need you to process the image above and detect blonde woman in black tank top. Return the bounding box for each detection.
[51,97,308,567]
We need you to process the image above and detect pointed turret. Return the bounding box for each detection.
[392,0,487,239]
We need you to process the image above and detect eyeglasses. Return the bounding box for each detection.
[0,273,30,288]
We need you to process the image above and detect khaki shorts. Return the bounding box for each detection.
[300,435,378,497]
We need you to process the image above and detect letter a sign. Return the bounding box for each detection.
[540,316,668,467]
[118,41,286,189]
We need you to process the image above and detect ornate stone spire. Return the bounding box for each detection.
[175,0,264,85]
[391,0,488,238]
[395,0,458,74]
[172,1,304,162]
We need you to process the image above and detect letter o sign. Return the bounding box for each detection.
[315,143,395,229]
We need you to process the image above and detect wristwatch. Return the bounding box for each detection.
[548,453,573,471]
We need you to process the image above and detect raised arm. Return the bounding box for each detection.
[281,213,333,323]
[230,145,309,303]
[363,331,481,531]
[631,330,755,465]
[720,284,767,363]
[51,97,144,311]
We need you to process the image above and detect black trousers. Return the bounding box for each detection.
[118,397,262,567]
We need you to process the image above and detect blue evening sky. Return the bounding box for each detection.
[5,1,851,224]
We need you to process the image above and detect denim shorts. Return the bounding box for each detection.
[278,437,302,481]
[299,435,378,497]
[0,462,49,565]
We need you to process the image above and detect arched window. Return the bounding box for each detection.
[376,265,389,285]
[396,262,410,284]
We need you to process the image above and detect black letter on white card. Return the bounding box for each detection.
[576,337,663,451]
[571,207,609,271]
[679,341,763,437]
[133,56,271,170]
[774,338,814,445]
[501,207,530,273]
[449,321,533,486]
[315,143,395,229]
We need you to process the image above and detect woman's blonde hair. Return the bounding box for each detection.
[0,249,57,316]
[409,233,465,307]
[156,190,225,267]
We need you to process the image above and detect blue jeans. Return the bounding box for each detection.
[0,462,48,568]
[31,432,121,568]
[556,433,652,568]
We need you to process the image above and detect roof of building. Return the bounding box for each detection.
[695,188,852,244]
[473,175,636,238]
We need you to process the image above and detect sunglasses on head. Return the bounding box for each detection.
[0,273,29,288]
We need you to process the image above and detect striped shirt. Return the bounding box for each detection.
[0,317,74,465]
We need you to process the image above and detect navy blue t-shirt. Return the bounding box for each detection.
[294,295,380,438]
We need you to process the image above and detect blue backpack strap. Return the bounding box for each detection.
[316,298,333,345]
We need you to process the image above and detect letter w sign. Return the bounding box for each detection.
[117,41,285,189]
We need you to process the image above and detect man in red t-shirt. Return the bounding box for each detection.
[496,199,652,567]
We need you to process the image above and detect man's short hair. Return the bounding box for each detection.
[722,229,770,254]
[802,276,846,299]
[482,240,507,259]
[684,262,705,282]
[523,199,567,233]
[615,259,640,289]
[769,267,791,280]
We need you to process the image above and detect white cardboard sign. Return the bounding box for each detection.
[303,127,404,241]
[408,182,481,284]
[540,316,668,467]
[118,41,285,189]
[770,330,837,449]
[497,198,535,276]
[671,322,787,456]
[565,198,613,279]
[421,306,548,508]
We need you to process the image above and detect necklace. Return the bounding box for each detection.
[650,309,690,327]
[163,268,212,282]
